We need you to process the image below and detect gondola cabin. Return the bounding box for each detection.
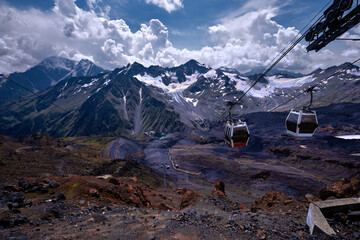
[285,109,318,137]
[224,121,250,148]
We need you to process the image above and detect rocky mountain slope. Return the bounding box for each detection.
[0,58,360,137]
[0,63,186,137]
[0,56,105,105]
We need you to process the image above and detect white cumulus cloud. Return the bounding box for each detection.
[144,0,183,13]
[199,4,358,73]
[0,1,173,72]
[0,0,359,75]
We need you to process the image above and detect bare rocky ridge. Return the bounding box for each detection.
[0,56,105,105]
[1,58,360,137]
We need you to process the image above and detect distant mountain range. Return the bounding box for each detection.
[0,57,359,137]
[242,66,304,78]
[0,56,106,105]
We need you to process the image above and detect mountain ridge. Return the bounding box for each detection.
[0,58,359,137]
[0,56,106,105]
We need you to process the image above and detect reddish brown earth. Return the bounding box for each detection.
[318,178,360,200]
[0,134,359,239]
[0,175,310,240]
[1,175,359,239]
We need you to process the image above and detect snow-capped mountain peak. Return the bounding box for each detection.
[1,58,360,137]
[62,58,105,81]
[0,56,105,104]
[38,56,77,71]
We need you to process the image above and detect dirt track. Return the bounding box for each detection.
[106,125,360,203]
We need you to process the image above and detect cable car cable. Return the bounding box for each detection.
[0,74,31,103]
[1,82,27,98]
[215,1,336,125]
[336,38,360,41]
[0,95,28,110]
[263,0,332,73]
[270,57,360,112]
[0,77,62,112]
[232,0,331,108]
[0,75,67,112]
[0,76,67,115]
[209,1,335,130]
[234,35,305,105]
[212,1,357,144]
[268,56,360,112]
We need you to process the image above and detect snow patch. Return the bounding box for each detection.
[78,60,92,74]
[185,97,198,107]
[268,75,315,88]
[204,69,217,79]
[347,69,360,76]
[223,72,239,80]
[171,92,183,103]
[134,72,200,93]
[134,74,164,90]
[233,78,274,98]
[231,74,316,98]
[83,78,99,88]
[335,135,360,140]
[50,79,57,86]
[103,79,111,86]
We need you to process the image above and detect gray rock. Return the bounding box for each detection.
[40,204,63,220]
[55,192,66,201]
[92,214,109,223]
[49,181,60,189]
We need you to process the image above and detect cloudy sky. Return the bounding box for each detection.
[1,0,360,74]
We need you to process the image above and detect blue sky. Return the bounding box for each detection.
[1,0,327,49]
[0,0,359,74]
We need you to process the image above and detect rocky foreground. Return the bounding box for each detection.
[0,134,359,239]
[1,174,360,240]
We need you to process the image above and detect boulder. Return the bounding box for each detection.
[211,181,226,198]
[158,203,176,211]
[55,192,66,201]
[180,189,199,209]
[49,180,60,189]
[252,192,295,209]
[318,178,360,200]
[89,188,100,198]
[39,204,63,220]
[305,193,320,203]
